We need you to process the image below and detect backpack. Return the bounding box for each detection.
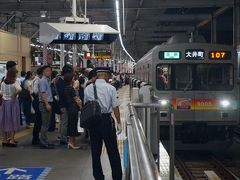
[19,80,31,100]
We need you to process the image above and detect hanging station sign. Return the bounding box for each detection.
[39,23,119,44]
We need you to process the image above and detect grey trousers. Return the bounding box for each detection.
[60,108,68,142]
[39,103,51,145]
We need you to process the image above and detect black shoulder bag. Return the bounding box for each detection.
[80,83,101,129]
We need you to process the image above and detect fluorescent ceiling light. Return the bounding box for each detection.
[115,0,135,62]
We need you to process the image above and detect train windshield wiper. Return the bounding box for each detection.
[184,80,193,91]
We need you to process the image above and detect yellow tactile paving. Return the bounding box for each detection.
[0,128,32,143]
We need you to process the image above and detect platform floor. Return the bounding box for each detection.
[0,86,130,180]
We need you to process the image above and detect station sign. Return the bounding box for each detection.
[208,51,231,60]
[84,50,112,59]
[159,51,181,60]
[185,49,205,60]
[39,23,119,45]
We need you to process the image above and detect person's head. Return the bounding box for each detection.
[20,71,26,77]
[95,67,111,82]
[6,61,17,71]
[88,69,97,82]
[36,67,43,78]
[52,70,58,79]
[25,71,33,80]
[5,68,18,83]
[64,72,74,85]
[61,65,73,76]
[42,65,52,78]
[73,71,79,80]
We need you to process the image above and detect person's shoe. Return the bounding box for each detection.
[6,142,17,147]
[7,138,18,144]
[40,144,55,149]
[48,143,55,147]
[2,142,8,147]
[32,139,40,145]
[67,143,80,149]
[60,141,68,145]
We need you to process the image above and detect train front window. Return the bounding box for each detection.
[156,65,170,90]
[156,64,233,91]
[195,64,233,90]
[175,65,193,90]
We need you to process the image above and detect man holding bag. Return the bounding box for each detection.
[84,67,122,180]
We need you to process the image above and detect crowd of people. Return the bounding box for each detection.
[0,61,128,149]
[0,61,127,179]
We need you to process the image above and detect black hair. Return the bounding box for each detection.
[5,68,18,84]
[6,61,17,70]
[36,67,43,76]
[21,71,26,77]
[42,65,51,71]
[88,69,97,80]
[52,70,58,79]
[25,71,33,80]
[64,72,74,85]
[62,65,73,75]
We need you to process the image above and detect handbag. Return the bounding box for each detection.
[80,83,101,129]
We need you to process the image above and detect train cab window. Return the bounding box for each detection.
[195,64,233,90]
[156,65,170,90]
[175,65,192,90]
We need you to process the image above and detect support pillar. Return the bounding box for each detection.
[211,16,217,43]
[60,44,65,69]
[233,0,240,48]
[43,44,48,65]
[72,44,77,67]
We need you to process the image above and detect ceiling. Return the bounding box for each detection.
[0,0,236,60]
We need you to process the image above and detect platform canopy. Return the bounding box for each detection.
[39,22,119,44]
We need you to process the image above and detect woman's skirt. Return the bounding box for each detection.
[0,99,21,132]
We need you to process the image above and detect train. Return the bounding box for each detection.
[134,35,239,149]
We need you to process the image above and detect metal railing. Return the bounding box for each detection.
[126,103,161,180]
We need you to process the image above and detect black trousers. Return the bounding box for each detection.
[23,98,32,124]
[32,95,42,141]
[89,115,122,180]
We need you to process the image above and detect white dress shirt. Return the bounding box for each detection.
[84,79,119,113]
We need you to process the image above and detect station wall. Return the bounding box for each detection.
[0,30,31,73]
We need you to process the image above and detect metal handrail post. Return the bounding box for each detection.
[169,104,175,180]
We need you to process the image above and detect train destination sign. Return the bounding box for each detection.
[208,51,232,60]
[185,49,205,60]
[159,51,181,60]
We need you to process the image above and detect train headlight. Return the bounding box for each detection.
[159,99,169,106]
[220,100,230,108]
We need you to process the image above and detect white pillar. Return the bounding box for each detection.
[60,44,65,69]
[73,44,77,67]
[43,44,48,65]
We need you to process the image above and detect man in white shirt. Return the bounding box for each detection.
[84,67,122,180]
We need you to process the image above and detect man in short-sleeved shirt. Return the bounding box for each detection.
[38,65,54,149]
[84,67,122,180]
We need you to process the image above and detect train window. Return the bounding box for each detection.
[175,65,193,90]
[156,65,170,90]
[195,64,233,90]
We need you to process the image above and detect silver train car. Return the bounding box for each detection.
[135,37,239,147]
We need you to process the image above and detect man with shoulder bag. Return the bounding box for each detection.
[83,67,122,180]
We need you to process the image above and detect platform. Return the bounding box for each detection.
[0,86,129,180]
